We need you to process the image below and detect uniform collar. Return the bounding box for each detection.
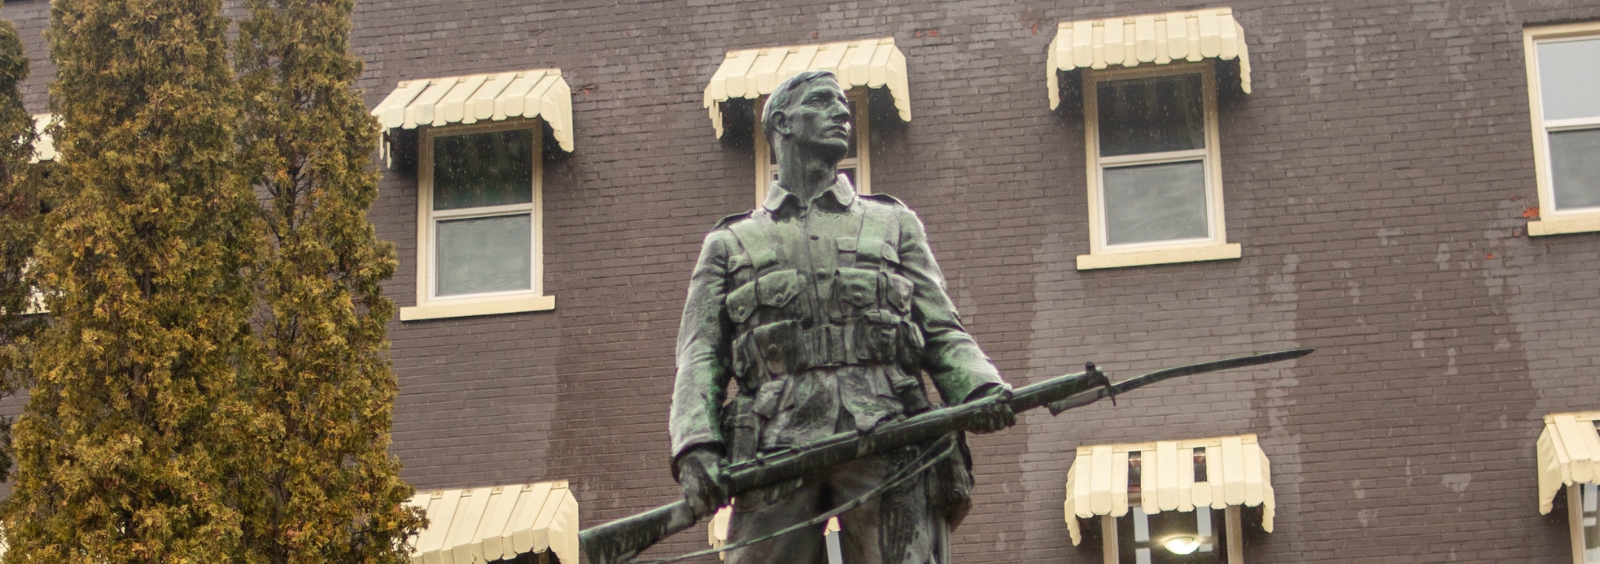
[762,173,857,213]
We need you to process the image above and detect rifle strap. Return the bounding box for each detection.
[631,434,959,564]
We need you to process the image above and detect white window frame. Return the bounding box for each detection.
[753,88,871,205]
[400,119,554,321]
[1078,61,1241,270]
[1569,484,1600,564]
[1099,506,1244,564]
[1523,22,1600,237]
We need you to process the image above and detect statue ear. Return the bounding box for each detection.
[769,110,792,138]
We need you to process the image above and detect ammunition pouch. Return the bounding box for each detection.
[722,395,759,463]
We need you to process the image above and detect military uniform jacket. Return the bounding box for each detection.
[670,176,1003,467]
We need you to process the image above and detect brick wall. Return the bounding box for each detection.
[5,0,1600,561]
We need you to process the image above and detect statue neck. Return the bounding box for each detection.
[775,142,840,203]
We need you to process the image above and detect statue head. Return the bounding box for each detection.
[762,70,851,165]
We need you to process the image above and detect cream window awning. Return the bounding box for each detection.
[371,69,574,152]
[1047,7,1252,109]
[31,114,55,163]
[406,480,579,564]
[703,37,910,138]
[1538,411,1600,515]
[1063,434,1274,545]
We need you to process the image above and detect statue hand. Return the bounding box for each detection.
[966,384,1016,434]
[677,446,728,519]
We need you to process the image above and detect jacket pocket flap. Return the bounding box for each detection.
[726,281,758,323]
[837,268,879,308]
[757,269,800,308]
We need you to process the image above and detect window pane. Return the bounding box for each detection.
[1116,508,1228,564]
[433,129,534,211]
[1551,128,1600,210]
[1099,74,1206,157]
[1103,161,1209,245]
[436,214,531,296]
[1537,37,1600,121]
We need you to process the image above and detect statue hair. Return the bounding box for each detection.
[761,70,838,143]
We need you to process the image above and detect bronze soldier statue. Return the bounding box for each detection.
[669,70,1015,564]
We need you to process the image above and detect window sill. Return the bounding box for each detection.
[399,294,555,321]
[1076,243,1241,270]
[1528,213,1600,237]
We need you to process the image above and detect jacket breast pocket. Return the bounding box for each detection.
[836,268,879,309]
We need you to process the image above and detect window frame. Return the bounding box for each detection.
[1099,506,1244,564]
[753,88,871,206]
[1569,483,1600,564]
[1523,22,1600,237]
[1078,61,1241,270]
[400,118,554,321]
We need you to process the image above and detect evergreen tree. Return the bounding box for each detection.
[0,0,39,481]
[234,0,420,561]
[1,0,255,561]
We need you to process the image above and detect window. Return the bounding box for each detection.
[1078,62,1240,270]
[1065,436,1272,564]
[402,120,553,321]
[753,88,871,205]
[1104,506,1240,564]
[1524,23,1600,236]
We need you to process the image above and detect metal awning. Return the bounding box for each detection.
[1538,411,1600,515]
[406,480,579,564]
[1047,7,1252,110]
[1063,434,1274,545]
[371,69,574,152]
[703,37,910,138]
[31,114,54,163]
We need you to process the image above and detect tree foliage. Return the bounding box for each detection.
[2,0,257,561]
[0,0,420,559]
[233,0,421,560]
[0,0,40,482]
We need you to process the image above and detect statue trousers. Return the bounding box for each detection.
[724,444,950,564]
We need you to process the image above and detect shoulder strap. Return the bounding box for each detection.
[727,209,784,275]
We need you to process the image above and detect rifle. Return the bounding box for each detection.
[580,348,1313,564]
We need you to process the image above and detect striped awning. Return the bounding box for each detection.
[1047,7,1252,109]
[708,506,838,559]
[371,69,574,152]
[406,480,579,564]
[703,37,910,138]
[30,114,54,163]
[1538,411,1600,515]
[1063,434,1274,545]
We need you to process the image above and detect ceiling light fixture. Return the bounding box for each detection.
[1162,535,1202,555]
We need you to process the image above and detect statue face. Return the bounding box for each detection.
[776,77,851,162]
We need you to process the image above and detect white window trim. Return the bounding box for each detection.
[753,88,872,206]
[1078,61,1241,270]
[1523,22,1600,237]
[400,119,554,322]
[1098,506,1244,564]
